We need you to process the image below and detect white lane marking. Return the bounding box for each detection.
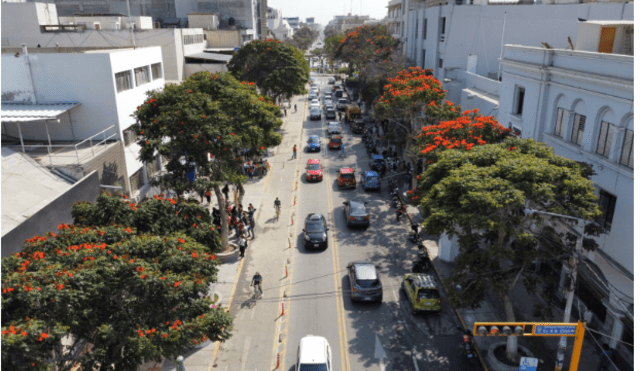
[412,356,420,371]
[379,359,385,371]
[240,336,251,371]
[374,334,388,359]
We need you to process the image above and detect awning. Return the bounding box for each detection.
[185,53,232,63]
[1,102,79,123]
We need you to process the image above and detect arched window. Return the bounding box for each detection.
[553,94,569,137]
[595,109,617,158]
[619,116,633,168]
[570,99,587,146]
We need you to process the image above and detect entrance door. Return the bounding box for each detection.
[598,27,617,53]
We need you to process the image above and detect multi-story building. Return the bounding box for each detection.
[327,13,370,32]
[1,46,166,203]
[306,17,315,23]
[284,16,300,31]
[405,2,633,105]
[267,7,283,30]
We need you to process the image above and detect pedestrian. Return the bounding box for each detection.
[284,108,287,117]
[238,235,247,258]
[248,165,254,180]
[339,112,343,122]
[231,206,238,220]
[222,184,229,201]
[232,216,241,237]
[596,344,613,371]
[292,144,297,159]
[294,104,297,112]
[205,189,212,205]
[340,142,345,158]
[248,203,255,218]
[247,214,255,239]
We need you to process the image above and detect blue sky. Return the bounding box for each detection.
[268,0,390,27]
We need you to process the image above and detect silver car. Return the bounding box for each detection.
[347,261,383,302]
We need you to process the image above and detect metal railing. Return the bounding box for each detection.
[12,125,118,166]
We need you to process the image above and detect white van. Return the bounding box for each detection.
[296,335,332,371]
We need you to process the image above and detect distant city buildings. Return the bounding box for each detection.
[327,13,370,32]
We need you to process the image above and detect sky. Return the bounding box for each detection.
[267,0,390,27]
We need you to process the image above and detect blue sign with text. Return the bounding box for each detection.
[534,325,576,336]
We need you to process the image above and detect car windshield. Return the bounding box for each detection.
[341,173,354,179]
[308,137,319,143]
[327,109,335,114]
[308,164,321,170]
[418,289,440,300]
[367,176,379,183]
[307,220,325,232]
[339,99,348,104]
[299,365,328,371]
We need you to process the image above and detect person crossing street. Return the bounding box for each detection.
[292,144,297,159]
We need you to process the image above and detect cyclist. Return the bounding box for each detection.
[274,197,281,213]
[250,271,263,299]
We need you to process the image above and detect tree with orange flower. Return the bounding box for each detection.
[134,71,282,248]
[2,193,233,371]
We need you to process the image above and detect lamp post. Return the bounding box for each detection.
[524,209,585,371]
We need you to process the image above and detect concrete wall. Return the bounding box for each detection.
[0,170,100,257]
[188,14,219,30]
[184,62,227,76]
[34,0,177,19]
[406,3,634,106]
[58,15,153,30]
[204,29,242,47]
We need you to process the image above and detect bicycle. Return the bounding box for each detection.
[252,284,262,301]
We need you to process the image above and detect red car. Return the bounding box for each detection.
[306,159,324,182]
[337,168,356,188]
[329,135,342,150]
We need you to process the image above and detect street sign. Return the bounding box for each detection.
[534,325,576,336]
[519,357,538,371]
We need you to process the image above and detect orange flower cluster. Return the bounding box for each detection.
[376,67,444,107]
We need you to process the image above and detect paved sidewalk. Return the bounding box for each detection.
[142,95,308,371]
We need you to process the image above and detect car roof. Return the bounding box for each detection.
[308,135,319,139]
[340,168,354,174]
[311,107,320,112]
[353,263,377,280]
[307,213,324,221]
[407,274,438,289]
[299,336,328,363]
[307,159,321,164]
[364,171,378,177]
[328,122,340,126]
[372,155,384,160]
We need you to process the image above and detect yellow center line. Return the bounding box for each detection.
[325,168,351,371]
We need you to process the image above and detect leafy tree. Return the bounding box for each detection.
[1,193,233,371]
[286,26,319,51]
[418,137,601,362]
[134,71,282,247]
[311,48,327,67]
[334,25,399,76]
[228,39,310,104]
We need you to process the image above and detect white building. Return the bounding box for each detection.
[272,19,294,41]
[1,2,212,83]
[267,6,282,30]
[1,46,166,200]
[405,2,633,105]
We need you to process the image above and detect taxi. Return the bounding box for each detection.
[306,159,323,182]
[329,135,342,150]
[337,168,356,188]
[403,273,442,314]
[361,171,381,191]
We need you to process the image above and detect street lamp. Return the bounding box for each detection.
[524,208,585,371]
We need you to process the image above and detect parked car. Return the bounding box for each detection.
[403,273,442,314]
[329,135,342,150]
[337,168,356,188]
[303,213,329,249]
[325,107,337,119]
[327,122,342,135]
[337,98,349,111]
[306,159,323,181]
[370,155,386,172]
[343,200,370,227]
[347,261,383,302]
[328,77,336,84]
[307,135,321,152]
[310,107,322,120]
[361,171,381,191]
[296,336,333,371]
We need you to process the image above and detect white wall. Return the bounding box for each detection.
[188,14,219,30]
[405,3,634,106]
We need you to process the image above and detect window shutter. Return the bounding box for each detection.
[620,129,633,168]
[554,108,566,137]
[596,121,613,157]
[571,114,585,145]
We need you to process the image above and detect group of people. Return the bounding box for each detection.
[244,159,270,180]
[211,201,256,258]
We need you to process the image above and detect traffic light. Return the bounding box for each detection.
[474,322,534,337]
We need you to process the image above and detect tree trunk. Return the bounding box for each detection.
[503,294,520,363]
[213,186,229,248]
[236,182,246,207]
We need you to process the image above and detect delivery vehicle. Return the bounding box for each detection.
[346,105,365,133]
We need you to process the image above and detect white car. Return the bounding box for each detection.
[310,99,320,109]
[323,97,333,106]
[309,92,318,101]
[327,122,341,135]
[296,335,332,371]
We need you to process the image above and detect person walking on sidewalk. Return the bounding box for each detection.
[246,214,255,239]
[222,184,229,202]
[294,104,297,112]
[205,189,212,206]
[292,144,297,159]
[238,235,247,258]
[248,165,254,180]
[284,108,287,117]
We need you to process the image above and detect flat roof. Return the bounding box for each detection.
[185,52,232,62]
[1,102,80,123]
[583,20,634,27]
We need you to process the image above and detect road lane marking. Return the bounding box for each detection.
[240,336,251,370]
[325,159,351,371]
[412,356,420,371]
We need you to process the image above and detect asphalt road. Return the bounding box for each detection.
[282,76,484,371]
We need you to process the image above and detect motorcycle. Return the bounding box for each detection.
[461,329,477,362]
[411,250,432,273]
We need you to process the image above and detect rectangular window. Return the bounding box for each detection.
[146,160,157,179]
[123,126,137,146]
[438,58,443,68]
[515,86,525,115]
[151,63,163,80]
[115,71,133,93]
[596,121,613,157]
[415,20,419,39]
[571,114,586,145]
[183,34,204,45]
[619,129,633,168]
[130,169,145,192]
[441,17,446,34]
[422,50,426,68]
[423,19,428,39]
[554,108,568,137]
[134,66,150,87]
[597,189,616,231]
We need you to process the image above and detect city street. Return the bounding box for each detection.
[213,74,484,371]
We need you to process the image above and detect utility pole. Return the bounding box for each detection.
[524,209,585,371]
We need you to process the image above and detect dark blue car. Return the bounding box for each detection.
[361,171,381,191]
[307,135,321,152]
[370,155,386,172]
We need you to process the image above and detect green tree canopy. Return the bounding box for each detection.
[228,39,310,103]
[418,137,601,361]
[286,26,319,51]
[134,71,283,246]
[1,193,233,371]
[334,24,399,75]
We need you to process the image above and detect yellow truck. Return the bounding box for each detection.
[346,105,365,133]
